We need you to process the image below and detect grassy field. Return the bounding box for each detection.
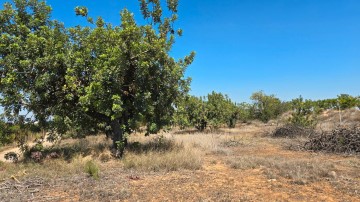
[0,112,360,201]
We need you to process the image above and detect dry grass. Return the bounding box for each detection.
[124,135,203,171]
[317,108,360,131]
[0,158,131,201]
[123,147,202,171]
[227,156,336,184]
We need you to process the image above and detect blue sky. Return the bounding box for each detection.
[1,0,360,102]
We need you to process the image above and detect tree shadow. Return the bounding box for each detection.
[24,139,110,162]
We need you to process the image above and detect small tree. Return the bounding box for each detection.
[186,96,208,131]
[250,91,284,122]
[289,96,317,128]
[206,91,235,129]
[237,102,252,123]
[337,94,358,110]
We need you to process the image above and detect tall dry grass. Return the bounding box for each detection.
[123,134,203,171]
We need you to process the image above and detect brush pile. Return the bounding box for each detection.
[305,126,360,154]
[271,124,315,138]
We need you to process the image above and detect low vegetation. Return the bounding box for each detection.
[84,160,100,180]
[227,156,336,184]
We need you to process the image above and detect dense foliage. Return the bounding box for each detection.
[174,92,239,131]
[250,91,288,123]
[174,92,359,132]
[0,0,194,156]
[289,96,317,128]
[0,120,16,146]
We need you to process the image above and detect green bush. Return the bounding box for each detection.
[84,160,100,180]
[0,121,16,146]
[250,91,287,123]
[289,96,317,128]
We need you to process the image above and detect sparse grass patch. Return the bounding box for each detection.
[0,155,97,182]
[227,156,336,184]
[220,139,243,147]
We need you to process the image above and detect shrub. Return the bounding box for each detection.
[84,160,100,180]
[289,96,317,128]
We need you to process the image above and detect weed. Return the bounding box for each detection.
[84,160,100,180]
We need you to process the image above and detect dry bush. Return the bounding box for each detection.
[227,156,335,184]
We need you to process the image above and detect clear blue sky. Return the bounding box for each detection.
[1,0,360,102]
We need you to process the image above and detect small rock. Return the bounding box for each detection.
[329,171,337,179]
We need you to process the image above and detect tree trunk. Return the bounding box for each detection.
[110,119,125,158]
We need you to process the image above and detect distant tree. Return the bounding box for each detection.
[175,92,239,131]
[250,91,284,122]
[206,91,236,129]
[337,94,358,110]
[237,102,252,123]
[186,96,208,131]
[173,96,191,130]
[0,0,195,157]
[289,96,317,128]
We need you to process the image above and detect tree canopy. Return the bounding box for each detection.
[0,0,195,156]
[250,91,285,123]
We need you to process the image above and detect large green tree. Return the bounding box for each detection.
[0,0,195,156]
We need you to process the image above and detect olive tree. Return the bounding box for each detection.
[0,0,195,157]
